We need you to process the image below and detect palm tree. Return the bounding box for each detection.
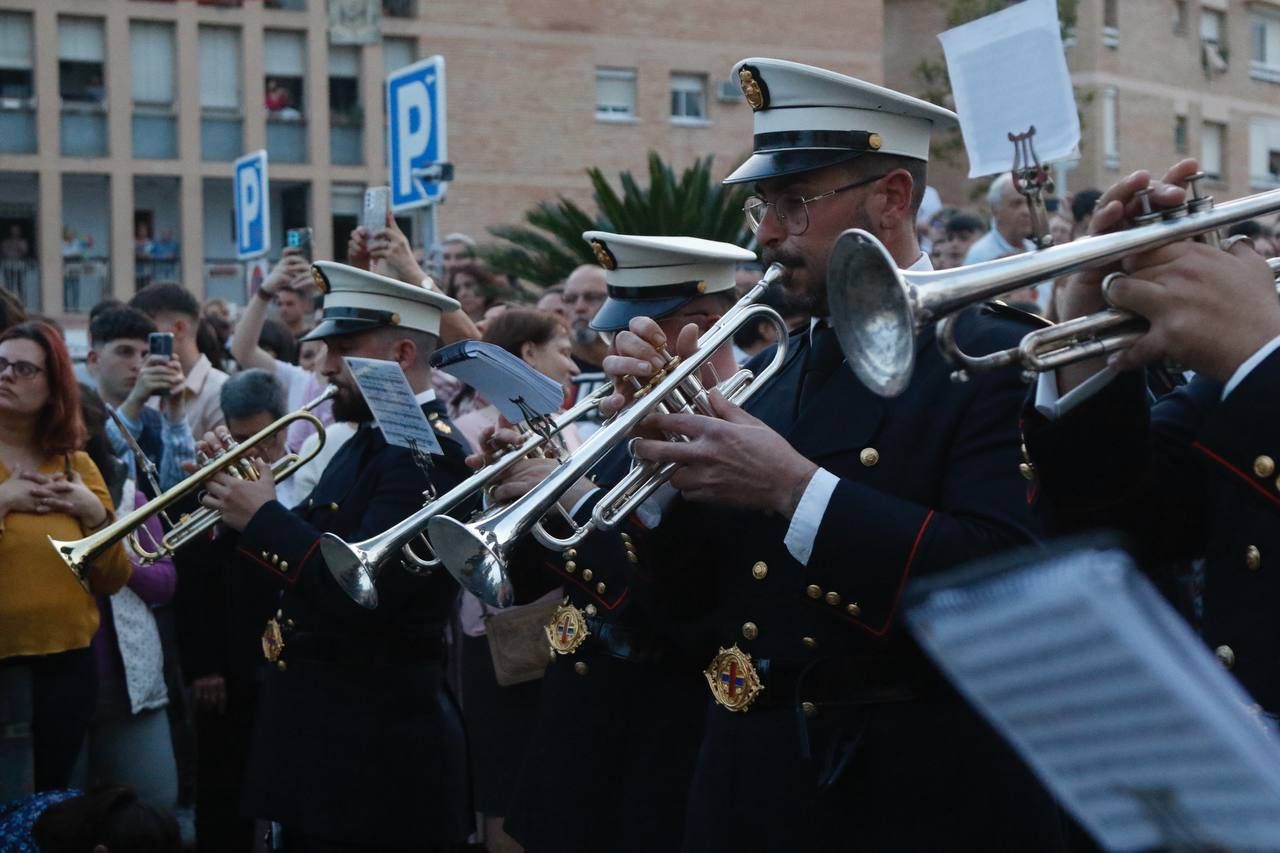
[482,152,753,287]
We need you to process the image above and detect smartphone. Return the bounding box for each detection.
[148,332,174,397]
[362,186,390,232]
[286,227,313,261]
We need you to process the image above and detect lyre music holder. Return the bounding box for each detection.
[1008,126,1055,250]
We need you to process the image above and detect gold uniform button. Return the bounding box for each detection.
[824,591,842,606]
[859,447,880,467]
[584,604,597,617]
[328,503,339,511]
[565,561,578,573]
[276,660,287,672]
[564,549,578,560]
[279,561,288,572]
[596,582,606,594]
[742,622,758,641]
[801,636,817,649]
[752,561,768,580]
[1018,462,1035,481]
[581,569,593,581]
[573,661,589,676]
[1254,455,1276,478]
[620,532,632,545]
[1215,645,1236,669]
[846,602,862,617]
[806,584,823,600]
[1246,545,1262,571]
[801,701,817,718]
[626,551,639,564]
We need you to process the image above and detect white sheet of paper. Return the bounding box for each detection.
[938,0,1080,178]
[343,356,441,456]
[907,546,1280,850]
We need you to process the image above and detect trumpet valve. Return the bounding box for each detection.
[1133,187,1161,226]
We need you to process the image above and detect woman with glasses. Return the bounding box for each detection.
[0,321,131,800]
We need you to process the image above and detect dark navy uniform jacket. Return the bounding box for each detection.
[232,399,474,849]
[638,308,1066,852]
[1024,348,1280,713]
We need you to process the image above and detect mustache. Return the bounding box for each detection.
[760,249,806,272]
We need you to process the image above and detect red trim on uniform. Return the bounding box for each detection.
[1192,442,1280,510]
[859,509,936,638]
[555,567,631,611]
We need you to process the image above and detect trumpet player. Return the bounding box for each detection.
[1024,158,1280,717]
[597,59,1063,850]
[191,263,475,853]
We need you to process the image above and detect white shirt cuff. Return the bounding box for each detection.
[1222,335,1280,401]
[783,468,840,566]
[1034,364,1120,420]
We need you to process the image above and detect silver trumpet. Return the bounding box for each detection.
[425,264,791,606]
[321,386,609,608]
[827,178,1280,397]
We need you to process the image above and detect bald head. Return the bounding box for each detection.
[563,264,608,345]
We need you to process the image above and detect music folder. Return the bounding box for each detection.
[430,340,565,425]
[904,539,1280,851]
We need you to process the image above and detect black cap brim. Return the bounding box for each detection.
[723,148,864,185]
[299,316,386,342]
[589,295,694,333]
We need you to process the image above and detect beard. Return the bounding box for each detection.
[331,382,373,424]
[762,204,877,318]
[570,322,597,348]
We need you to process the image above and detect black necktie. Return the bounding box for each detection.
[798,323,843,413]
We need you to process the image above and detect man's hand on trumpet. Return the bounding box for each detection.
[604,316,818,517]
[465,420,596,510]
[1106,236,1280,382]
[186,427,277,532]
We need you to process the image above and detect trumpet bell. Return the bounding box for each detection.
[827,228,916,398]
[426,515,516,607]
[319,534,380,609]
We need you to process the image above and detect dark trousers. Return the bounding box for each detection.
[0,648,98,792]
[282,832,459,853]
[195,679,258,853]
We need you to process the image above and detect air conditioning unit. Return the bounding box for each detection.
[717,79,743,103]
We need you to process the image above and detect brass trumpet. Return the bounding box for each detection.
[425,264,790,606]
[50,386,336,589]
[828,179,1280,396]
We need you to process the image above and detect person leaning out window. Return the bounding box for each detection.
[0,321,131,800]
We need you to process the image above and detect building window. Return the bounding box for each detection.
[0,12,36,154]
[382,37,416,122]
[199,26,242,161]
[1251,11,1280,83]
[595,67,637,121]
[1102,86,1119,170]
[131,21,177,159]
[670,73,708,124]
[1201,9,1228,73]
[1201,121,1226,182]
[383,0,416,17]
[1173,0,1188,35]
[1103,0,1119,47]
[265,30,307,163]
[58,17,107,158]
[328,46,362,165]
[1174,115,1188,155]
[1249,118,1280,188]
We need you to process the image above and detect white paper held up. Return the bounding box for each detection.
[343,356,441,456]
[938,0,1080,178]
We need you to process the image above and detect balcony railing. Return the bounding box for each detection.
[63,257,109,314]
[0,100,36,154]
[133,106,178,159]
[266,117,307,163]
[61,103,108,158]
[201,111,242,162]
[136,256,181,290]
[0,258,39,312]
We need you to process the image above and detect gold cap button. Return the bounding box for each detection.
[1246,545,1261,571]
[806,584,822,599]
[742,622,758,640]
[824,591,842,606]
[596,582,606,594]
[846,602,861,617]
[584,604,597,616]
[801,636,817,649]
[752,561,768,580]
[581,569,593,581]
[859,447,879,467]
[574,661,589,676]
[1255,455,1276,478]
[1215,645,1235,669]
[801,701,817,717]
[565,561,577,573]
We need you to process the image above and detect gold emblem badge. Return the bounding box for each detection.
[261,617,285,663]
[545,601,590,655]
[428,412,453,435]
[590,239,617,271]
[705,644,763,712]
[738,66,769,111]
[310,267,329,294]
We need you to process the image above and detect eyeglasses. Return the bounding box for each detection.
[743,173,889,236]
[0,357,44,379]
[562,291,606,307]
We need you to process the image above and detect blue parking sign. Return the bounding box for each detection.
[234,150,270,260]
[387,56,448,212]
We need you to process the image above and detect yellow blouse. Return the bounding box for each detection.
[0,451,131,659]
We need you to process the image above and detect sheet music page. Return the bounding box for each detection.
[344,356,441,455]
[907,547,1280,850]
[938,0,1080,178]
